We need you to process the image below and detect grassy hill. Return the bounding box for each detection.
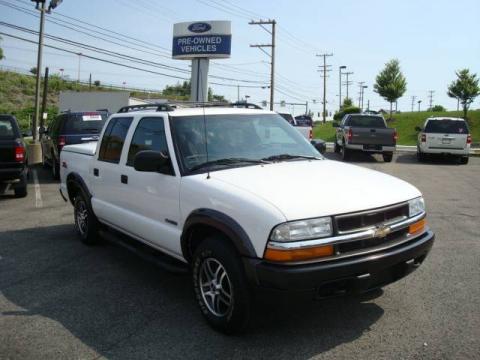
[0,70,170,130]
[313,110,480,146]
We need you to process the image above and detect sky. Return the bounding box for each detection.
[0,0,479,117]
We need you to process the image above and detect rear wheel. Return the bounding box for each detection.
[341,142,350,161]
[52,155,60,180]
[192,237,251,334]
[417,149,426,162]
[460,156,469,165]
[14,172,28,198]
[74,192,100,245]
[383,152,393,162]
[334,140,341,153]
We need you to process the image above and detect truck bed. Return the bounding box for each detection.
[349,127,396,146]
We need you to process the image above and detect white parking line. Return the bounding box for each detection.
[32,169,43,208]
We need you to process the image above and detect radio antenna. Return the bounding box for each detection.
[198,63,210,179]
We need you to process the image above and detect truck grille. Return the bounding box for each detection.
[335,203,409,234]
[333,203,410,255]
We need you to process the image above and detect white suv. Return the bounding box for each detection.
[416,117,471,164]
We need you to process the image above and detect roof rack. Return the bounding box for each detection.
[117,103,175,113]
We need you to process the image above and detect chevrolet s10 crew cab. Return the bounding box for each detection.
[60,104,435,334]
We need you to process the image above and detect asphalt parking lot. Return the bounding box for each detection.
[1,151,479,359]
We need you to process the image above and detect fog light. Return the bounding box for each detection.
[409,218,426,235]
[264,245,334,262]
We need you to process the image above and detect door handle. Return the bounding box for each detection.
[121,175,128,184]
[93,168,99,176]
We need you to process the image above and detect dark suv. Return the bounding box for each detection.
[41,111,107,179]
[0,115,28,197]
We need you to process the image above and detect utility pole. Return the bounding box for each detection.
[89,73,92,90]
[237,85,240,102]
[338,65,346,111]
[367,100,370,111]
[418,100,422,112]
[40,66,49,134]
[411,95,416,112]
[316,53,333,123]
[361,85,367,111]
[77,53,82,83]
[428,90,435,110]
[32,0,46,145]
[358,82,365,109]
[344,71,353,101]
[250,19,276,111]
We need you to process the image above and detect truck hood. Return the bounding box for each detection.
[209,159,421,220]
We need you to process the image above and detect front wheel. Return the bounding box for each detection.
[74,193,100,245]
[341,144,350,161]
[192,237,251,334]
[334,140,341,153]
[52,156,60,180]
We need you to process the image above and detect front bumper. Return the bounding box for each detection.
[244,230,434,293]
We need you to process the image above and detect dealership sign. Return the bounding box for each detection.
[172,21,231,59]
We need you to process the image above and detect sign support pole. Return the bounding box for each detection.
[190,58,210,102]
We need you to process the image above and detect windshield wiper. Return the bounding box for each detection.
[262,154,321,162]
[189,157,268,172]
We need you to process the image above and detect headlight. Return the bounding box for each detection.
[409,197,425,217]
[270,217,333,242]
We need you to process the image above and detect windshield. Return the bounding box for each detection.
[346,115,386,128]
[171,113,320,173]
[63,113,107,134]
[424,119,469,134]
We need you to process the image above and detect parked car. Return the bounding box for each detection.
[416,117,471,164]
[334,113,397,162]
[0,115,28,197]
[41,111,107,179]
[60,104,434,334]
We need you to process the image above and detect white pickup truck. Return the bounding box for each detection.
[60,104,434,334]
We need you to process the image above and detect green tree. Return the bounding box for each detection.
[30,67,37,75]
[373,59,407,120]
[431,105,446,112]
[0,36,4,61]
[342,97,353,109]
[447,69,480,119]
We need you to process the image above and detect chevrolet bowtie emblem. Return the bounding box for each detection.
[374,225,391,238]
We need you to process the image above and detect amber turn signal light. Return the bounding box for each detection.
[409,218,426,235]
[264,245,334,262]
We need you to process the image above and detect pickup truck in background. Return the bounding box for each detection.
[60,104,434,334]
[334,113,397,162]
[279,112,325,154]
[0,115,28,197]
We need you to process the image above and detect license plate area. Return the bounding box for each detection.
[441,138,451,145]
[363,144,382,150]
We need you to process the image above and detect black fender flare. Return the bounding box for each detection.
[181,209,257,261]
[66,172,92,206]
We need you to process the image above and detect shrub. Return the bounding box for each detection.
[333,106,361,121]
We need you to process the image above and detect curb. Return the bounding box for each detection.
[324,143,480,156]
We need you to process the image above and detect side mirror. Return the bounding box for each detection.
[133,150,173,174]
[311,139,326,154]
[332,122,339,128]
[415,126,422,132]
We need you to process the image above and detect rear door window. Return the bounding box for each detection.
[127,117,169,166]
[0,118,16,139]
[424,119,469,134]
[98,117,133,163]
[62,113,107,134]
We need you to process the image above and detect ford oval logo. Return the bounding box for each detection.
[188,22,211,33]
